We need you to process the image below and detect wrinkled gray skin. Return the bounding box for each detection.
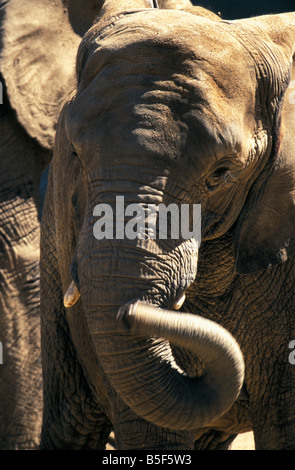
[0,0,195,451]
[40,0,295,450]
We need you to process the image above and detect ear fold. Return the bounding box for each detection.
[233,14,295,273]
[0,0,102,150]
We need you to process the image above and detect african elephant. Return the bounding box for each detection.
[0,0,197,451]
[40,0,295,450]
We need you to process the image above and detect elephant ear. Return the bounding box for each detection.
[232,13,295,274]
[0,0,103,150]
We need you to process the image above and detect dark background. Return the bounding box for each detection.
[190,0,294,19]
[39,0,295,204]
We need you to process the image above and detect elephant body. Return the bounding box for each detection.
[40,1,295,450]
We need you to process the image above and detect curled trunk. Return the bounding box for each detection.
[66,283,244,430]
[112,301,244,430]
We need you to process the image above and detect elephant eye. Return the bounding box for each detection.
[71,144,78,157]
[206,167,232,191]
[70,144,83,165]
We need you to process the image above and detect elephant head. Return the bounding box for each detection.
[42,1,295,435]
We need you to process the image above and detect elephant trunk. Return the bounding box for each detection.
[65,248,244,431]
[115,301,244,430]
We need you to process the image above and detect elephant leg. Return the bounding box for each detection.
[40,307,112,450]
[0,244,42,449]
[40,272,112,449]
[194,429,237,450]
[41,391,112,450]
[112,396,196,450]
[249,362,295,450]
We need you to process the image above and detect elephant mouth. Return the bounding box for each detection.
[63,280,186,311]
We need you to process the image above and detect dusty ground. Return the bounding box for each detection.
[231,432,255,450]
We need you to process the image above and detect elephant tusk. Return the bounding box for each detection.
[173,294,186,310]
[64,281,81,308]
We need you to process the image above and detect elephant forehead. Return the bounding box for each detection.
[67,10,256,163]
[78,9,255,95]
[66,73,247,170]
